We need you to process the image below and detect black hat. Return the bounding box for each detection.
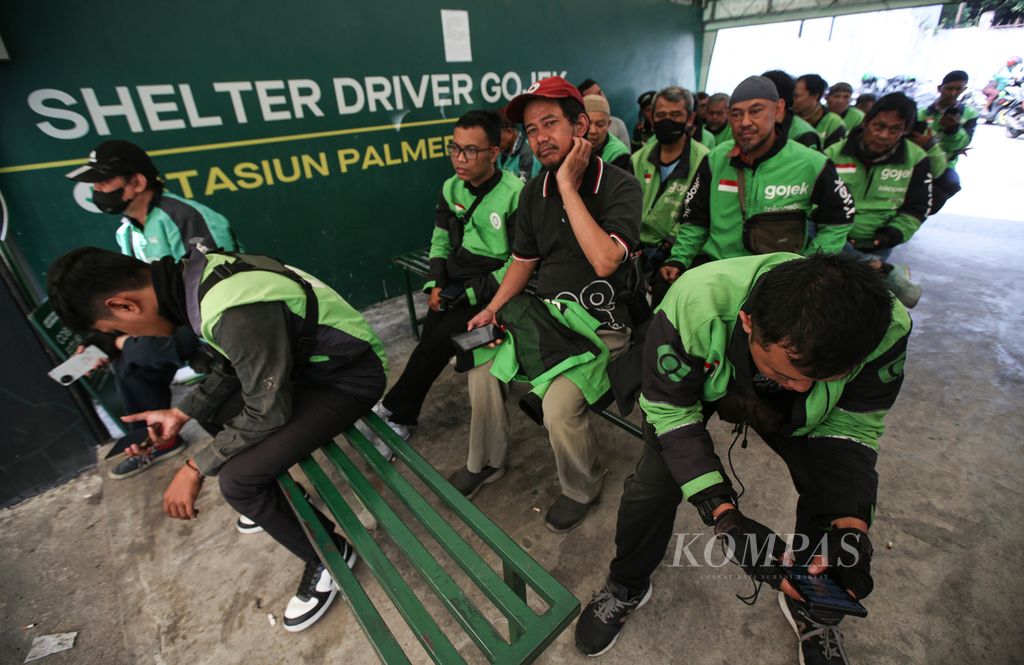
[942,70,969,85]
[637,90,656,108]
[65,140,159,183]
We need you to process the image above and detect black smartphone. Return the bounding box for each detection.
[451,324,504,352]
[439,281,466,302]
[784,566,868,618]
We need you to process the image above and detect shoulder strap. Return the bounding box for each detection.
[197,252,319,365]
[735,168,748,221]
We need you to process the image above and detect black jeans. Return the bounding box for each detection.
[381,304,481,426]
[114,329,199,429]
[217,385,375,563]
[931,167,961,214]
[609,428,836,611]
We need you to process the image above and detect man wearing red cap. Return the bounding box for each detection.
[453,77,642,532]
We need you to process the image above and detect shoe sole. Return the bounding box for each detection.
[545,500,598,534]
[283,547,359,633]
[584,582,654,658]
[236,521,264,535]
[107,442,187,480]
[464,467,506,500]
[777,591,808,665]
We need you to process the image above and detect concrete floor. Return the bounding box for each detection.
[2,125,1023,665]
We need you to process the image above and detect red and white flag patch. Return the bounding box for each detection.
[836,163,857,175]
[718,179,739,193]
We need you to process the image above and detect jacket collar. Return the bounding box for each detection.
[646,136,693,181]
[465,168,502,197]
[542,152,604,198]
[728,122,789,170]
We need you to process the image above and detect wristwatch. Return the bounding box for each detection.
[696,494,737,527]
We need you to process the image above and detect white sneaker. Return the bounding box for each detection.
[236,514,263,534]
[282,537,357,632]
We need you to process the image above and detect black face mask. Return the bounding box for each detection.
[653,118,687,144]
[91,187,131,215]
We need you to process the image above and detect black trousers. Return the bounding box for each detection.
[381,304,481,426]
[217,385,375,563]
[114,329,198,430]
[609,429,833,599]
[931,167,961,214]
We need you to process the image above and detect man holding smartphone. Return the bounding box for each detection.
[368,110,523,442]
[458,77,642,532]
[917,70,978,212]
[575,253,910,665]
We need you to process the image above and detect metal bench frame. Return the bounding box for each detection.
[280,412,581,664]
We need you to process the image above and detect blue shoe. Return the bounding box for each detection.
[108,437,187,480]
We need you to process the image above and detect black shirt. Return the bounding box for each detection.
[512,154,642,331]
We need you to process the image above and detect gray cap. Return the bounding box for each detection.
[730,76,780,105]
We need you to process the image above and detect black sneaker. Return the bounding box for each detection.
[282,536,358,632]
[448,466,504,499]
[107,436,187,480]
[574,579,653,656]
[778,591,852,664]
[545,494,595,533]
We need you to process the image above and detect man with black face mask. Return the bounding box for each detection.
[630,86,710,306]
[65,141,241,482]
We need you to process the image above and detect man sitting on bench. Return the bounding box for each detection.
[369,110,523,443]
[458,77,642,533]
[46,246,387,633]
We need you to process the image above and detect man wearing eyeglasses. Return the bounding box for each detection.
[367,110,523,442]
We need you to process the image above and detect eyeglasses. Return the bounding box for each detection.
[447,141,489,160]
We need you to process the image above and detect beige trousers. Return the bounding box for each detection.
[465,329,631,504]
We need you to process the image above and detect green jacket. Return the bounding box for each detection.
[694,126,716,150]
[918,102,979,170]
[788,114,821,150]
[116,191,238,262]
[497,131,541,183]
[599,133,632,172]
[667,133,854,269]
[479,296,613,414]
[427,170,523,305]
[825,131,932,244]
[840,107,865,132]
[707,123,733,145]
[811,109,847,148]
[178,251,387,474]
[640,253,911,523]
[631,137,710,246]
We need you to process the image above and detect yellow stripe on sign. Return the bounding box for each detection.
[0,117,459,175]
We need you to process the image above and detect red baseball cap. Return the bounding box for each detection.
[504,76,585,123]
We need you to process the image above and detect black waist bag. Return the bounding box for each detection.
[742,211,807,255]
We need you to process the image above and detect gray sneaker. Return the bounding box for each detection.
[778,591,852,664]
[108,437,187,479]
[354,402,406,462]
[885,263,921,309]
[448,466,505,499]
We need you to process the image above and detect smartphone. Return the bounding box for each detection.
[47,345,109,385]
[784,566,868,618]
[439,281,466,303]
[104,429,152,459]
[451,324,504,352]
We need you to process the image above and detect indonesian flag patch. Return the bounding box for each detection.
[718,179,739,193]
[836,163,857,175]
[644,173,653,183]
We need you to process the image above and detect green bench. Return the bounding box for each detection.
[279,412,581,664]
[391,247,642,440]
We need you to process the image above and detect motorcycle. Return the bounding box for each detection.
[982,77,1023,124]
[1005,99,1024,138]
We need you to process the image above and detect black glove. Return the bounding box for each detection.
[872,226,903,249]
[81,331,121,359]
[713,509,788,589]
[823,528,874,599]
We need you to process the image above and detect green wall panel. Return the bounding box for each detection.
[0,0,700,308]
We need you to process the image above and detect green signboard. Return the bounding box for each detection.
[0,1,701,308]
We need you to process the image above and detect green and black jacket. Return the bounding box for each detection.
[598,133,633,172]
[631,136,710,246]
[175,251,387,475]
[666,126,854,269]
[427,169,523,306]
[807,107,847,149]
[707,122,733,145]
[825,129,932,244]
[918,101,979,170]
[785,112,821,151]
[117,191,239,263]
[839,106,865,132]
[640,253,911,524]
